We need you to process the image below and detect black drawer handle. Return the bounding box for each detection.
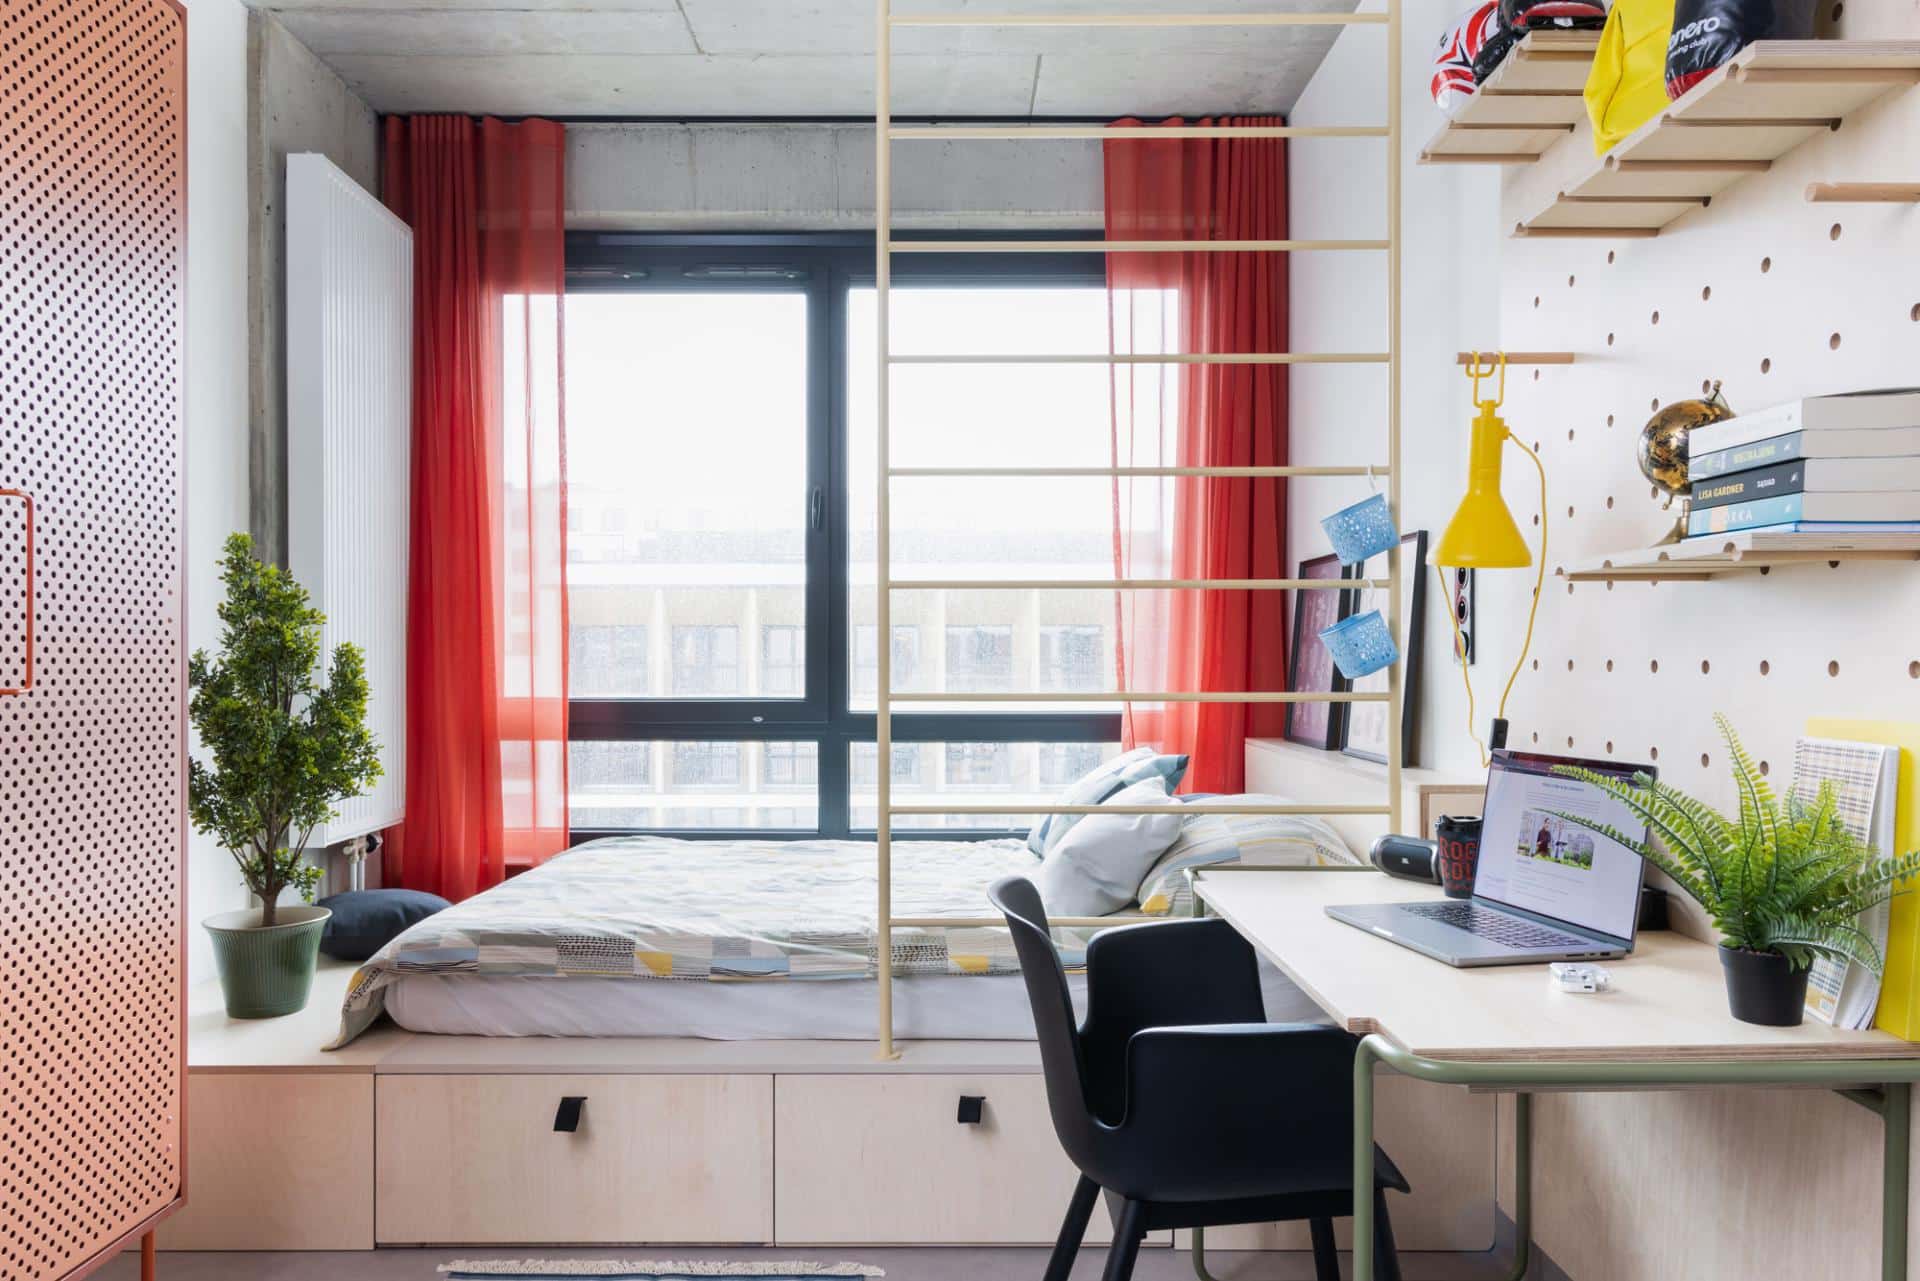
[555,1096,586,1132]
[956,1095,985,1125]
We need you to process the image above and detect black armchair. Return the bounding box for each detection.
[990,875,1409,1281]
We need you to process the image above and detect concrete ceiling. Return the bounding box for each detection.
[248,0,1361,118]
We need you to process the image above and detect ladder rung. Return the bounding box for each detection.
[885,803,1394,817]
[889,465,1388,478]
[883,690,1391,703]
[889,239,1387,253]
[891,916,1152,929]
[889,352,1389,366]
[889,125,1387,141]
[889,12,1390,27]
[886,577,1385,591]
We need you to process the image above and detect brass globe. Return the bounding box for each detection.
[1637,382,1734,498]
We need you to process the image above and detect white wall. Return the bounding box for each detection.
[183,0,258,980]
[1287,0,1502,776]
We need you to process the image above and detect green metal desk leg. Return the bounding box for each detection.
[1354,1036,1379,1281]
[1507,1091,1532,1281]
[1887,1083,1912,1281]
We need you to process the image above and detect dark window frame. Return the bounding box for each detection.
[565,231,1120,841]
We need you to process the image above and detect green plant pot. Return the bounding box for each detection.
[1719,944,1809,1027]
[204,905,331,1019]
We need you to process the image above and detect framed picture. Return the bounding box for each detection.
[1284,552,1351,750]
[1340,530,1427,767]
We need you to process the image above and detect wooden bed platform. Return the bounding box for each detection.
[163,962,1497,1254]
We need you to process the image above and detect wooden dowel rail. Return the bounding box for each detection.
[890,238,1388,253]
[1806,182,1920,203]
[889,11,1389,27]
[886,577,1389,591]
[885,689,1391,703]
[890,464,1388,478]
[1453,352,1574,366]
[890,351,1389,365]
[891,125,1386,140]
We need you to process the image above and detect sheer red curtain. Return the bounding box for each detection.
[382,115,570,900]
[1105,116,1289,794]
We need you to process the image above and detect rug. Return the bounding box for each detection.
[440,1262,884,1280]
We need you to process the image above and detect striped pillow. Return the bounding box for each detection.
[1026,747,1191,857]
[1134,797,1359,916]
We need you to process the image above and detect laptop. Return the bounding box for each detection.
[1326,749,1655,967]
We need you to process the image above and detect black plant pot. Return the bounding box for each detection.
[1719,946,1809,1027]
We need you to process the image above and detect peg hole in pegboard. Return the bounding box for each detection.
[1533,369,1541,381]
[1650,397,1660,412]
[1701,285,1712,301]
[1911,303,1919,322]
[1650,746,1660,761]
[1830,332,1842,350]
[1568,275,1576,288]
[1650,659,1660,674]
[1567,505,1575,519]
[1829,660,1841,677]
[1605,740,1615,754]
[1830,222,1843,241]
[1567,659,1575,671]
[1701,379,1713,395]
[1651,309,1661,325]
[1606,659,1614,672]
[1567,429,1576,442]
[1761,357,1772,374]
[1532,658,1540,671]
[1607,250,1616,264]
[1761,256,1772,273]
[1760,659,1771,675]
[1831,2,1843,20]
[1701,753,1711,769]
[1606,414,1615,427]
[1760,759,1771,777]
[1606,496,1615,509]
[1607,332,1616,347]
[1759,566,1771,575]
[1568,736,1576,749]
[1532,731,1540,744]
[1700,659,1710,674]
[1908,660,1919,679]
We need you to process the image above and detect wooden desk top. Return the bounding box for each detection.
[1195,867,1920,1064]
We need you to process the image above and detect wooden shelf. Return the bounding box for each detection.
[1419,30,1599,166]
[1558,530,1920,582]
[1516,41,1920,237]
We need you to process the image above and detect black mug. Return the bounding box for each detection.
[1434,814,1484,899]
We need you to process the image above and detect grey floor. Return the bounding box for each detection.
[100,1243,1546,1281]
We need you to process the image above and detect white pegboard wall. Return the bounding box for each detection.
[1489,16,1920,815]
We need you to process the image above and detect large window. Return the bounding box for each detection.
[564,236,1120,837]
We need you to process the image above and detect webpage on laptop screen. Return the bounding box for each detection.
[1472,752,1650,941]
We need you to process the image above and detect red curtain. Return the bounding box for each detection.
[1105,116,1289,794]
[382,116,571,901]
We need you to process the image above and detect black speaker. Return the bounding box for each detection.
[1369,834,1443,884]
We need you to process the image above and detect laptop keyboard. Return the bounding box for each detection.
[1402,900,1589,951]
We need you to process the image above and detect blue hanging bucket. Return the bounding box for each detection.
[1320,492,1399,565]
[1319,609,1398,680]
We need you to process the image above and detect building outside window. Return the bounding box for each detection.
[672,740,742,788]
[945,742,1013,789]
[853,624,919,697]
[762,625,804,696]
[1039,624,1104,692]
[945,624,1013,693]
[571,624,649,697]
[1038,741,1106,787]
[672,624,740,696]
[763,741,818,789]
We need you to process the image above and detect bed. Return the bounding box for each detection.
[332,830,1327,1045]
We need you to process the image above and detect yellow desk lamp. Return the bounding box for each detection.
[1435,353,1548,765]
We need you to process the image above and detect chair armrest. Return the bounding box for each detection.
[1111,1022,1371,1201]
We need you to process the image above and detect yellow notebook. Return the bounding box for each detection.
[1805,718,1920,1040]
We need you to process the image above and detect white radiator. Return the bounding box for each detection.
[286,152,413,845]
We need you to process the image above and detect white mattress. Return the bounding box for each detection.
[385,958,1323,1040]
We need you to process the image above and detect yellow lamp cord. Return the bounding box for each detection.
[1440,429,1549,771]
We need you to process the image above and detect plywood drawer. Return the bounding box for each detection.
[377,1074,773,1244]
[158,1073,374,1250]
[774,1073,1121,1246]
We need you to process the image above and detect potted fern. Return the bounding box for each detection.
[1551,716,1920,1027]
[190,533,382,1018]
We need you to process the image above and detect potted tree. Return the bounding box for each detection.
[190,533,382,1018]
[1552,715,1920,1027]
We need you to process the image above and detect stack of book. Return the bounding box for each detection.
[1687,388,1920,538]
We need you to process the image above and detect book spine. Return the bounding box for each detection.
[1690,406,1804,453]
[1688,493,1805,536]
[1689,431,1804,481]
[1691,459,1805,509]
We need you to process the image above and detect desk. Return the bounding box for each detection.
[1193,865,1920,1281]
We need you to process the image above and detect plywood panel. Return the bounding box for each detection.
[157,1075,372,1251]
[377,1074,773,1244]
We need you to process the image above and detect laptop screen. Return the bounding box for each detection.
[1471,750,1654,943]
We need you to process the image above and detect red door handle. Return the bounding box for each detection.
[1,488,33,696]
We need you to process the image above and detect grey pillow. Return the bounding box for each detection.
[1032,778,1184,917]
